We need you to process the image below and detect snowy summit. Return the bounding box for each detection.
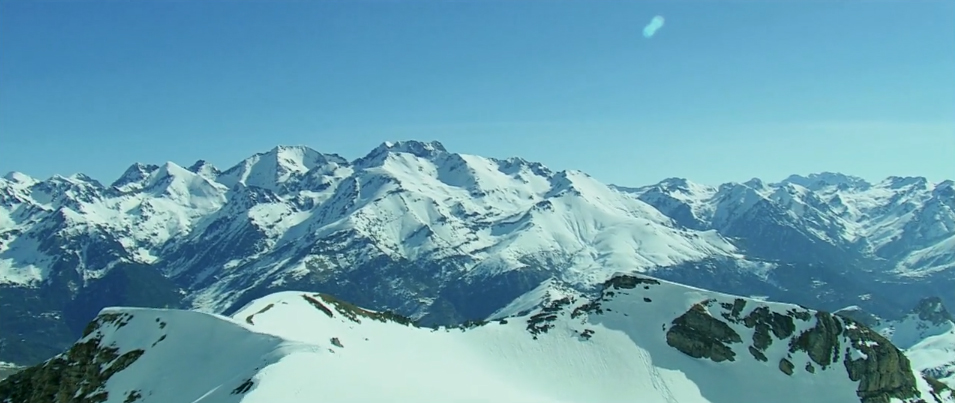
[1,274,952,403]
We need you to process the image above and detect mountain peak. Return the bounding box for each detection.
[743,178,766,189]
[381,140,447,154]
[353,140,449,168]
[912,296,954,325]
[187,159,221,179]
[111,163,160,190]
[782,172,871,191]
[2,171,37,186]
[882,176,928,189]
[657,177,690,189]
[218,145,346,191]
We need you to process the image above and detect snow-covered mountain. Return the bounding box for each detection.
[1,141,952,367]
[2,274,952,403]
[838,297,955,388]
[618,173,954,273]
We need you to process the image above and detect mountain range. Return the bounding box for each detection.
[1,274,952,403]
[1,140,953,368]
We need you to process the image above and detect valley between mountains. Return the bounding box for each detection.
[0,141,953,402]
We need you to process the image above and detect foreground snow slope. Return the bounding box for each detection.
[2,275,951,403]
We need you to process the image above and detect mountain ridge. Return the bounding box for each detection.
[2,273,952,403]
[1,140,953,366]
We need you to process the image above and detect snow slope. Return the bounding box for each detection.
[2,141,953,369]
[2,275,951,403]
[619,173,955,276]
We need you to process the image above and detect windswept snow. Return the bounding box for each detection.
[9,276,951,403]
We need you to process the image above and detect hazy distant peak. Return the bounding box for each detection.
[2,171,37,185]
[354,140,449,168]
[111,163,160,189]
[912,296,954,325]
[382,140,447,154]
[742,177,766,189]
[882,176,929,189]
[782,172,871,191]
[375,140,448,158]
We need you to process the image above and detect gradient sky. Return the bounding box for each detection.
[1,0,953,187]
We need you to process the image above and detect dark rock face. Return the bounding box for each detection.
[0,313,145,403]
[779,358,795,376]
[912,297,954,326]
[789,312,844,369]
[666,303,742,362]
[658,287,932,403]
[840,318,922,403]
[602,275,660,290]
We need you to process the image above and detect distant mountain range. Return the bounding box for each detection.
[1,140,953,367]
[2,274,952,403]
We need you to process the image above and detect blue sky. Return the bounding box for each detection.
[1,0,952,187]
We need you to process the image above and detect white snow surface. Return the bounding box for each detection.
[619,172,955,275]
[0,142,745,313]
[52,277,952,403]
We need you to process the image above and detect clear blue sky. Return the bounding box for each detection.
[1,0,953,187]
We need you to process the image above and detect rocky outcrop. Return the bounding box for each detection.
[0,313,145,403]
[912,297,954,326]
[789,311,844,369]
[660,290,934,403]
[840,318,922,403]
[666,303,742,362]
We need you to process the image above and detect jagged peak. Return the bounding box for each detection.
[492,156,554,178]
[42,173,104,190]
[881,176,929,189]
[111,162,160,189]
[544,170,586,197]
[933,180,954,198]
[2,171,37,186]
[147,161,196,182]
[187,159,220,177]
[218,145,347,191]
[352,140,449,169]
[743,177,766,189]
[912,296,954,325]
[658,177,691,188]
[651,177,716,195]
[381,140,447,154]
[781,172,871,191]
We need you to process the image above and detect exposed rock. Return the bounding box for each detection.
[748,345,768,362]
[779,358,795,376]
[841,319,922,403]
[912,297,954,326]
[0,315,145,403]
[666,303,742,362]
[231,378,254,395]
[602,275,660,290]
[789,311,843,369]
[719,298,747,322]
